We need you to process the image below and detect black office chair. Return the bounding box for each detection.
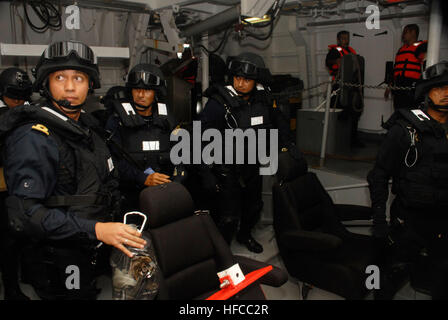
[139,182,287,300]
[273,154,377,300]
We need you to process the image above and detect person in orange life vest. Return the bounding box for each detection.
[384,24,427,110]
[174,49,198,85]
[325,31,364,148]
[325,30,357,81]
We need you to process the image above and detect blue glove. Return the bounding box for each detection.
[144,167,155,175]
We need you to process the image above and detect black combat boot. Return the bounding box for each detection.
[236,232,263,254]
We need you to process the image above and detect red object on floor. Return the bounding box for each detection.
[206,265,273,300]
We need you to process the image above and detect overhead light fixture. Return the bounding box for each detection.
[242,14,271,24]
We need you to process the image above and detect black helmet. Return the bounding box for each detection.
[33,40,101,92]
[227,52,272,85]
[415,61,448,101]
[0,67,33,100]
[125,64,167,97]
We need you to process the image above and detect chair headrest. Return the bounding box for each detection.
[276,151,308,183]
[139,182,195,229]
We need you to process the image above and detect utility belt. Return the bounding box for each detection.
[390,199,448,249]
[31,193,115,208]
[24,192,119,223]
[213,164,260,189]
[7,191,120,239]
[397,181,448,209]
[135,151,172,170]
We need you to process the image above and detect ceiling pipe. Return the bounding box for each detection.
[426,0,442,67]
[179,5,240,38]
[306,10,428,27]
[376,0,427,7]
[155,0,239,11]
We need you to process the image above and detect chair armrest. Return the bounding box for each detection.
[233,255,288,288]
[334,204,372,221]
[278,229,342,252]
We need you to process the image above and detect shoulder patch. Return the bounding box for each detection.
[121,102,136,115]
[31,124,50,136]
[410,109,430,121]
[158,103,168,116]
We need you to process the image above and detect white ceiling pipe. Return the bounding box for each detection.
[426,0,442,68]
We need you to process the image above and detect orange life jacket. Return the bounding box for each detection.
[327,45,357,79]
[393,40,427,80]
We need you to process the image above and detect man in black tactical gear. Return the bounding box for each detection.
[1,41,146,300]
[198,52,306,253]
[0,67,33,112]
[105,63,183,214]
[367,61,448,299]
[0,67,33,300]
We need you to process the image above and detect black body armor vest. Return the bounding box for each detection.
[0,103,120,222]
[111,100,174,174]
[389,109,448,209]
[205,84,276,170]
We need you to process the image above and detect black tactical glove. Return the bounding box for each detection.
[286,143,305,161]
[281,143,308,173]
[372,209,390,240]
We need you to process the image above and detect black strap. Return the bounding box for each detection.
[91,125,146,172]
[44,194,110,207]
[23,194,110,208]
[28,206,48,239]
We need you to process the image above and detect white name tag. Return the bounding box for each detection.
[142,141,160,151]
[121,103,136,115]
[251,116,263,126]
[158,103,167,116]
[411,109,430,121]
[107,157,114,172]
[225,85,238,97]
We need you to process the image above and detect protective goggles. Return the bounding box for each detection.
[44,41,97,64]
[228,60,259,77]
[127,71,163,86]
[423,61,448,80]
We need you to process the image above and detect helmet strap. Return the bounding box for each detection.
[131,91,157,110]
[133,101,152,111]
[42,86,85,111]
[427,94,448,111]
